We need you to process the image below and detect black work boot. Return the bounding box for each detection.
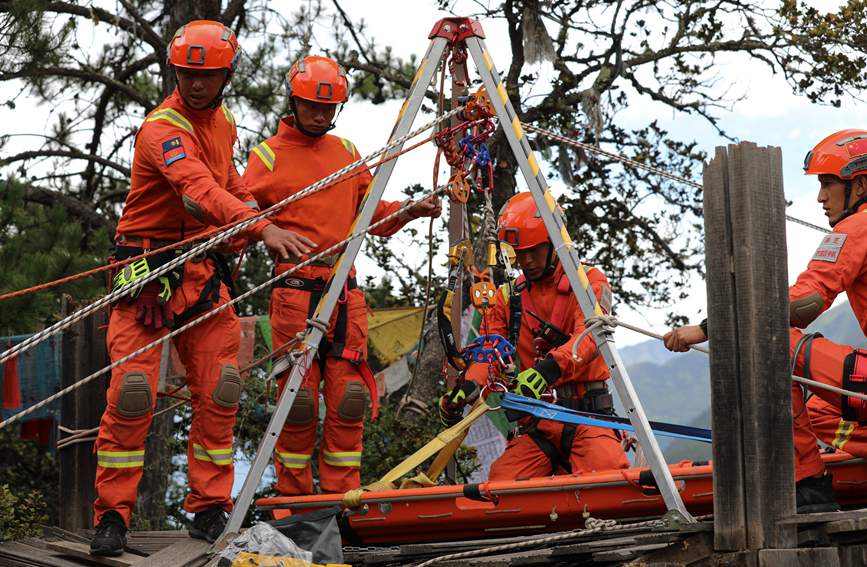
[796,473,841,513]
[90,510,128,556]
[189,506,228,542]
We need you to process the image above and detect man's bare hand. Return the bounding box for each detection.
[405,194,442,220]
[662,325,707,352]
[261,224,317,260]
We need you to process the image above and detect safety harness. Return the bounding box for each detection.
[506,272,615,473]
[113,243,238,328]
[272,272,379,417]
[842,349,867,424]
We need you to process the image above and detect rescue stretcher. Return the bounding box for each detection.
[257,452,867,545]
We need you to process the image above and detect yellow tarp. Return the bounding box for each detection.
[366,306,427,365]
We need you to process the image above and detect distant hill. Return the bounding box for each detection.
[617,301,864,462]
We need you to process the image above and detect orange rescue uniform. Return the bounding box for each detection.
[243,117,408,495]
[465,264,629,480]
[789,204,867,481]
[94,90,270,525]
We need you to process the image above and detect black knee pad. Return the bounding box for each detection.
[212,364,242,408]
[286,388,316,425]
[337,381,366,422]
[116,372,152,417]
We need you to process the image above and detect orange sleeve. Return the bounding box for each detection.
[789,223,867,317]
[140,124,270,239]
[549,266,611,380]
[465,290,511,386]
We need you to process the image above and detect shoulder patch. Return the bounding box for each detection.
[812,233,847,263]
[251,141,275,172]
[161,137,186,166]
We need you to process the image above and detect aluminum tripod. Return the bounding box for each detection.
[218,16,692,547]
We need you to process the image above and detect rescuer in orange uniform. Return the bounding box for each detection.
[661,129,867,512]
[90,22,310,556]
[243,56,441,496]
[440,193,629,480]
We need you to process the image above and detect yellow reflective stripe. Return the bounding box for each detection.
[833,419,856,450]
[97,450,145,468]
[322,451,361,467]
[512,115,524,141]
[276,452,312,469]
[97,450,145,457]
[221,104,235,127]
[146,108,194,134]
[252,141,275,172]
[483,49,494,70]
[528,152,540,176]
[338,137,356,157]
[193,443,233,466]
[497,83,508,104]
[412,58,428,87]
[499,284,510,303]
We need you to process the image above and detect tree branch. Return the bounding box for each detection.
[6,179,113,231]
[0,1,164,53]
[1,150,131,177]
[0,67,153,109]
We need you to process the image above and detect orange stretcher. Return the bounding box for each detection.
[257,452,867,545]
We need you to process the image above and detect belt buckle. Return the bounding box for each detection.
[337,281,349,304]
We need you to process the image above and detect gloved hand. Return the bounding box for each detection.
[437,381,479,427]
[512,358,561,400]
[134,277,174,330]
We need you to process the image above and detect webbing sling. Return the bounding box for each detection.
[500,393,712,442]
[341,400,492,506]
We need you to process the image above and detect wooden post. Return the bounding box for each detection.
[703,143,796,553]
[59,298,109,531]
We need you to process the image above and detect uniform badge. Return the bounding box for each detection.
[812,233,847,263]
[162,136,186,166]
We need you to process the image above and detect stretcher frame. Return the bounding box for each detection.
[217,16,693,547]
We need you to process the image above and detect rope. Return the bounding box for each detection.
[577,315,867,403]
[0,185,449,431]
[414,516,666,566]
[522,123,831,235]
[0,107,465,366]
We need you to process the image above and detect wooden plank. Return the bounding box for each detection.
[779,509,867,525]
[728,143,795,551]
[824,516,867,534]
[132,538,209,567]
[591,542,671,561]
[757,547,840,567]
[59,303,109,532]
[630,532,713,564]
[46,541,140,566]
[0,541,95,567]
[703,145,746,551]
[838,543,867,567]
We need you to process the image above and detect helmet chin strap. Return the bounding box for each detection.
[525,242,558,282]
[289,97,340,138]
[174,68,232,110]
[832,179,867,227]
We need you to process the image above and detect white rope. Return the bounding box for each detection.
[580,315,867,403]
[522,123,831,235]
[414,516,666,566]
[0,107,465,366]
[0,186,448,431]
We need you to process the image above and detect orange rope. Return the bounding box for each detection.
[0,133,437,302]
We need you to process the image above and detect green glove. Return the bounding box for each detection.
[512,358,561,399]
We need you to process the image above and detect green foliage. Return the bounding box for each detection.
[361,396,479,485]
[0,484,49,541]
[0,178,109,334]
[0,429,57,539]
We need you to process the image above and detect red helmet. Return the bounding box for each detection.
[497,192,562,250]
[167,21,239,71]
[804,129,867,180]
[286,56,349,104]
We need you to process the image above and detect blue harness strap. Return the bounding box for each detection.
[500,393,712,443]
